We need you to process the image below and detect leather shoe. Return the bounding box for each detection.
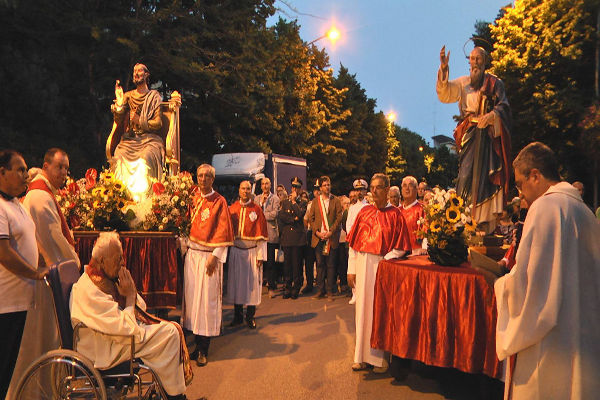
[300,286,314,294]
[351,362,368,371]
[291,293,298,299]
[246,318,256,329]
[372,358,389,374]
[282,293,291,299]
[196,354,207,367]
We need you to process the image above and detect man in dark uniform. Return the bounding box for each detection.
[277,177,307,299]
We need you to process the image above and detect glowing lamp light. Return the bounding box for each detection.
[386,112,397,123]
[327,27,340,44]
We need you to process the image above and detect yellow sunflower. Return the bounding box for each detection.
[113,182,123,190]
[93,200,101,209]
[449,195,463,208]
[103,188,112,197]
[92,187,103,196]
[430,221,442,232]
[103,173,115,182]
[464,219,477,232]
[446,207,461,223]
[429,203,440,217]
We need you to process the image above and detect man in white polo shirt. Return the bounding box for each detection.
[0,149,47,399]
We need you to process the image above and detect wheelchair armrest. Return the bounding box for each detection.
[73,321,137,377]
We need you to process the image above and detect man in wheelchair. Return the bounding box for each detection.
[70,232,188,399]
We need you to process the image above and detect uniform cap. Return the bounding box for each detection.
[353,179,368,190]
[291,176,303,187]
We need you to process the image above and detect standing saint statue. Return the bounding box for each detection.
[110,63,164,196]
[436,46,512,232]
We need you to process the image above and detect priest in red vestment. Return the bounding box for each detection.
[399,176,426,254]
[347,173,411,373]
[184,163,233,367]
[226,181,268,329]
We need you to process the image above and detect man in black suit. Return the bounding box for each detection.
[277,177,307,299]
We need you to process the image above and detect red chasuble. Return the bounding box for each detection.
[347,205,411,256]
[400,201,426,250]
[27,178,75,246]
[229,201,268,241]
[189,191,234,247]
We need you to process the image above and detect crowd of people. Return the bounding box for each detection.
[1,142,599,400]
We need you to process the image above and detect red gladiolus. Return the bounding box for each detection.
[153,182,166,196]
[68,181,79,195]
[85,168,98,190]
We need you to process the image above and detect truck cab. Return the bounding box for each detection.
[212,153,307,204]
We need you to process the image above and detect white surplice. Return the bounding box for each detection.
[70,269,185,396]
[226,239,266,306]
[183,241,227,336]
[494,182,600,400]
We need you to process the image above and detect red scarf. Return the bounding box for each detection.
[27,178,75,246]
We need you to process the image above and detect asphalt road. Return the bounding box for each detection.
[178,288,503,400]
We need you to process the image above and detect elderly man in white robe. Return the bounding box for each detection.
[70,232,187,400]
[346,174,411,373]
[226,181,268,329]
[486,142,600,400]
[184,164,234,367]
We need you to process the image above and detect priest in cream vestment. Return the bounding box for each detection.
[494,143,600,400]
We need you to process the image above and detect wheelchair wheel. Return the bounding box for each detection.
[15,349,107,399]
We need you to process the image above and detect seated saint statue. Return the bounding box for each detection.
[111,63,164,196]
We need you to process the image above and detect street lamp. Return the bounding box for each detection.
[308,26,341,45]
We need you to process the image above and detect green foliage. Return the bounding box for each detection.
[427,146,459,189]
[3,0,453,196]
[488,0,595,182]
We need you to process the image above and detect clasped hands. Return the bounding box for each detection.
[316,230,332,240]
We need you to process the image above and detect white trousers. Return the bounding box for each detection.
[353,251,385,367]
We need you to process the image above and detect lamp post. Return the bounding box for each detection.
[308,26,341,46]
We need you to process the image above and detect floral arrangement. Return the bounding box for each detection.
[416,188,475,266]
[58,168,135,231]
[58,168,195,235]
[137,172,197,236]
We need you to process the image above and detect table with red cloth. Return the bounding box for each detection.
[371,255,502,380]
[74,231,181,309]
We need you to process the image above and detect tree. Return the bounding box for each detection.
[332,66,387,192]
[489,0,596,184]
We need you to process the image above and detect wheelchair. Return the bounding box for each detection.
[14,260,171,399]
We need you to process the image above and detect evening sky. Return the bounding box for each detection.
[270,0,512,143]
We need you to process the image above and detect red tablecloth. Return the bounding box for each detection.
[371,255,502,379]
[74,231,180,309]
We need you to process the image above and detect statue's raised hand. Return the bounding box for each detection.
[440,46,450,73]
[115,79,124,106]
